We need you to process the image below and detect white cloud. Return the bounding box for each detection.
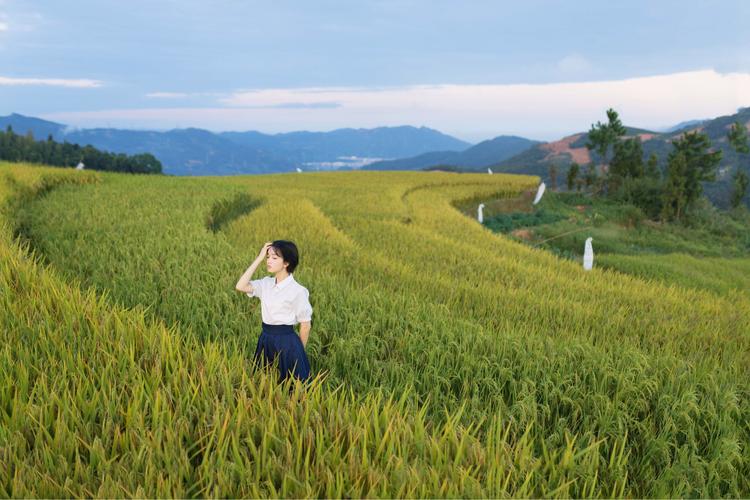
[41,69,750,141]
[0,21,8,32]
[0,76,103,87]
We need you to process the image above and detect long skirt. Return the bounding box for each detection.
[253,321,311,383]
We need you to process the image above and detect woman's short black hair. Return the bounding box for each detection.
[270,240,299,273]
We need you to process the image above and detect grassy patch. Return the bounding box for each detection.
[482,189,750,295]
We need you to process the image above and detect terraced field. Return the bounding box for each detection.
[2,161,749,497]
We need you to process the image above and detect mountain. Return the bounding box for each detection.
[491,108,750,208]
[0,114,470,175]
[221,126,470,164]
[363,135,539,171]
[0,113,67,139]
[660,119,709,133]
[484,129,657,179]
[65,127,288,175]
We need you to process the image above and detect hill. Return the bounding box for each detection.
[2,161,749,496]
[660,118,709,133]
[363,135,539,170]
[491,108,750,208]
[0,113,470,175]
[0,112,66,139]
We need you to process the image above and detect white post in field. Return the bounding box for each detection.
[583,237,594,270]
[532,182,546,205]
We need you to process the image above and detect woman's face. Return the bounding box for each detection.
[266,247,288,273]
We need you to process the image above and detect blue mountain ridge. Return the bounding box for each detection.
[0,113,472,175]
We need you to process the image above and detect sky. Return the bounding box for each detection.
[1,0,749,143]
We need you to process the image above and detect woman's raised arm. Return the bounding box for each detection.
[235,242,272,293]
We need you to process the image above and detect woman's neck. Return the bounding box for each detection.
[275,270,290,284]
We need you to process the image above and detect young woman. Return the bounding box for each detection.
[235,240,313,383]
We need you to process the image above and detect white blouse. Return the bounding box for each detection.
[246,273,313,325]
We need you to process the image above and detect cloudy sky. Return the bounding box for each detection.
[1,0,748,142]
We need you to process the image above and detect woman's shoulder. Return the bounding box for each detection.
[257,276,275,288]
[292,279,309,294]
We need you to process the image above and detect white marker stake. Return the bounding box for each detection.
[532,182,546,205]
[583,237,594,271]
[477,203,485,224]
[487,167,493,175]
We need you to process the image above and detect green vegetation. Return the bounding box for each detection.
[0,126,163,174]
[484,189,750,296]
[728,120,750,209]
[586,108,627,183]
[205,191,263,233]
[494,107,750,210]
[566,161,580,191]
[579,108,732,222]
[728,120,750,154]
[2,161,750,497]
[484,108,749,293]
[483,208,567,233]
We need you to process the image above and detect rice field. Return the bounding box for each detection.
[476,190,750,298]
[1,160,749,497]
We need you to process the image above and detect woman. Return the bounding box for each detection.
[235,240,313,383]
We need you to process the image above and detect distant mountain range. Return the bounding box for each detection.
[0,113,471,175]
[362,135,540,171]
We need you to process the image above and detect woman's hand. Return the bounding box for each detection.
[235,242,271,293]
[256,241,272,262]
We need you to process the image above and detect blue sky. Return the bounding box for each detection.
[1,0,749,142]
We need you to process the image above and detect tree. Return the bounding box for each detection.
[730,170,749,209]
[645,153,660,180]
[625,151,664,220]
[0,128,162,174]
[728,121,749,154]
[727,121,749,208]
[586,108,627,195]
[583,162,598,191]
[586,108,627,159]
[609,137,645,196]
[668,130,722,214]
[566,162,580,191]
[548,163,558,191]
[661,152,688,221]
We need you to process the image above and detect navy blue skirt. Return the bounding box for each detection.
[253,322,311,382]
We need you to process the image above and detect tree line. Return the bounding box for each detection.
[0,126,163,174]
[554,108,749,222]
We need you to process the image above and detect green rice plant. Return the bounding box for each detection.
[205,191,263,233]
[597,252,750,298]
[1,161,749,497]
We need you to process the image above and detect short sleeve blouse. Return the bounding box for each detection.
[246,274,313,325]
